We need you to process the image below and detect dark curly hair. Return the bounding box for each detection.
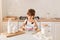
[27,9,35,16]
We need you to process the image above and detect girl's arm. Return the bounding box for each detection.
[19,19,27,31]
[34,20,41,32]
[20,23,26,30]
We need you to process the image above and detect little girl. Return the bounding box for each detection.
[20,9,40,32]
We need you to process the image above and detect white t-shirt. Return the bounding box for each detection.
[23,19,38,30]
[24,19,34,28]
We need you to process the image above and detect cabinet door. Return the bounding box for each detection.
[41,22,53,36]
[41,22,52,31]
[50,22,55,40]
[54,22,60,40]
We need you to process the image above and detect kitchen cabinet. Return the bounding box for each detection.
[41,22,56,40]
[53,22,60,40]
[41,22,60,40]
[2,21,60,40]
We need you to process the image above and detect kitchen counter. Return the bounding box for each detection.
[39,18,60,22]
[1,28,40,38]
[0,32,39,40]
[3,18,60,22]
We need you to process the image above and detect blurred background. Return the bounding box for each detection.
[0,0,60,40]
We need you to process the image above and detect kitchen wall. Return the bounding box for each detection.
[2,0,8,17]
[0,0,2,33]
[2,0,60,18]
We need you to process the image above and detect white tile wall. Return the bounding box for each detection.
[2,0,60,18]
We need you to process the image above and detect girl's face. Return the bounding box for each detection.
[27,14,34,19]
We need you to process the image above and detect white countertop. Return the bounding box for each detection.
[0,31,52,40]
[0,32,38,40]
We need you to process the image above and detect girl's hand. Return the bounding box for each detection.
[36,29,41,32]
[19,26,26,32]
[34,27,40,32]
